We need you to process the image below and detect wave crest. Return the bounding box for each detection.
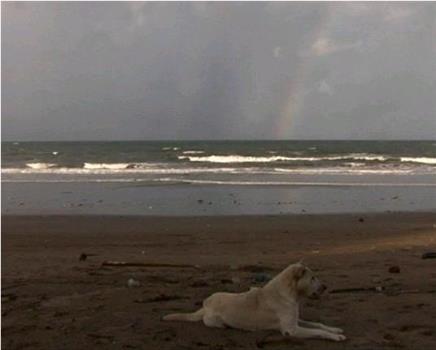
[26,163,57,169]
[182,150,205,154]
[84,163,134,170]
[400,157,436,165]
[178,153,388,163]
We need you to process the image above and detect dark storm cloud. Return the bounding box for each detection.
[2,2,435,140]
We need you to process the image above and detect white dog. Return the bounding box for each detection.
[163,262,345,341]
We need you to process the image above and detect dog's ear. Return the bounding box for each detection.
[293,263,306,281]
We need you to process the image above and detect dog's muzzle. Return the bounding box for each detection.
[320,284,327,293]
[309,284,327,299]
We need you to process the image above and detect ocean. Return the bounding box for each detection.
[2,140,436,215]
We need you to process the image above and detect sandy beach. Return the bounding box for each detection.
[4,1,436,349]
[2,212,436,349]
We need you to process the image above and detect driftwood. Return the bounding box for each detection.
[134,294,188,303]
[386,289,436,296]
[100,261,200,269]
[79,253,98,261]
[87,333,114,340]
[329,286,384,294]
[331,287,436,295]
[422,252,436,259]
[235,264,275,273]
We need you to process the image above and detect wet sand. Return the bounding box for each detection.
[2,213,436,349]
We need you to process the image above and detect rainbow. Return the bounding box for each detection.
[275,6,334,139]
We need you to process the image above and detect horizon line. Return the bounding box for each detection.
[2,139,436,143]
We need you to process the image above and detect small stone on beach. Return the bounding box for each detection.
[231,277,241,284]
[253,273,272,283]
[221,279,233,284]
[190,280,209,288]
[127,278,141,288]
[388,266,401,273]
[383,333,395,341]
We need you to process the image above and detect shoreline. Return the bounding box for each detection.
[2,212,436,349]
[2,210,436,222]
[3,182,436,216]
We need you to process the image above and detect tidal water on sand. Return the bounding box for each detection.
[2,140,436,215]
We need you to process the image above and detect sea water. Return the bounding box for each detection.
[2,140,436,215]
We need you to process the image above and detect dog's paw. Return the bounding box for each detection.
[331,334,346,342]
[327,327,344,334]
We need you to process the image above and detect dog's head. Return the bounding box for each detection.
[284,262,327,299]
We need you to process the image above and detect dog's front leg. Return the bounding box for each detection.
[282,325,346,342]
[298,320,343,334]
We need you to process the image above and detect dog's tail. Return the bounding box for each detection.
[162,308,204,322]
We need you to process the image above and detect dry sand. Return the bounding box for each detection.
[2,213,436,349]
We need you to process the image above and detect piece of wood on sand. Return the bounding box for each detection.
[100,261,201,269]
[422,252,436,259]
[329,286,384,294]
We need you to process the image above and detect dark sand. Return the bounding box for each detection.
[2,213,436,349]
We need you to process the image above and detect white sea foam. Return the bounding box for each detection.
[347,154,388,161]
[179,155,310,163]
[3,177,436,186]
[178,153,388,163]
[84,163,133,170]
[26,163,57,169]
[182,150,205,154]
[273,167,414,175]
[3,164,431,177]
[156,178,436,187]
[1,178,140,183]
[1,166,256,175]
[344,162,365,167]
[400,157,436,165]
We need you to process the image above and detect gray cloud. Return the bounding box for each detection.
[2,1,435,140]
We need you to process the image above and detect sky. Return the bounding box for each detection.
[2,1,436,141]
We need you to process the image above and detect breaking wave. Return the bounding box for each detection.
[400,157,436,165]
[84,163,134,170]
[178,153,389,163]
[2,166,256,175]
[3,165,432,176]
[26,163,57,169]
